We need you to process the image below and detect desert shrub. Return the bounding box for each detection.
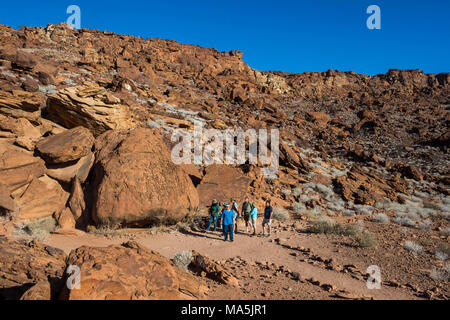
[292,202,306,212]
[354,205,373,215]
[272,206,290,221]
[404,241,424,256]
[435,244,450,261]
[394,216,416,228]
[148,225,174,235]
[405,211,420,220]
[356,232,378,248]
[413,191,429,199]
[440,212,450,221]
[315,184,334,197]
[386,202,407,213]
[330,167,347,177]
[441,228,450,236]
[308,217,359,237]
[13,217,56,242]
[293,187,302,196]
[296,210,318,220]
[343,210,356,217]
[423,202,441,210]
[429,266,449,281]
[373,213,389,223]
[435,251,448,261]
[87,224,121,237]
[173,251,193,270]
[417,219,433,230]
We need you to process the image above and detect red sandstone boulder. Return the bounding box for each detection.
[196,164,250,206]
[91,128,199,227]
[36,126,95,164]
[60,241,208,300]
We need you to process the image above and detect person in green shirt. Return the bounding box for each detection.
[241,196,255,233]
[206,199,221,232]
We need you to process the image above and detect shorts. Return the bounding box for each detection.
[263,218,272,225]
[243,213,251,222]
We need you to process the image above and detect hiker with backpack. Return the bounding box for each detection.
[206,199,221,232]
[230,198,240,233]
[221,203,235,242]
[241,196,255,233]
[262,200,273,237]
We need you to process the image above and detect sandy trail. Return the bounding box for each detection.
[44,225,417,300]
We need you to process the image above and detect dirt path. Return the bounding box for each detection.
[44,225,418,300]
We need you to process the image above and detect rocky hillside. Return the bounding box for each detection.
[0,23,448,300]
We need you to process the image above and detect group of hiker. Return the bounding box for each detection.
[206,196,274,242]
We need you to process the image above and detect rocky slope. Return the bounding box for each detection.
[0,23,448,300]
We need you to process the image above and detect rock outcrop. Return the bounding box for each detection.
[46,86,133,137]
[197,165,250,206]
[91,128,199,227]
[0,238,67,300]
[60,241,208,300]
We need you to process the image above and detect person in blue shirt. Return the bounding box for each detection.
[221,203,235,242]
[262,200,273,237]
[250,206,258,236]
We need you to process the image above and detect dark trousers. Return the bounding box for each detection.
[207,216,218,231]
[223,224,234,241]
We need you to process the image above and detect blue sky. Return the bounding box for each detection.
[0,0,449,75]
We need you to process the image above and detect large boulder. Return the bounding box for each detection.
[46,86,134,137]
[0,183,17,214]
[0,238,67,300]
[91,128,199,227]
[60,241,208,300]
[0,90,43,122]
[0,140,46,194]
[36,126,95,164]
[0,140,69,221]
[46,152,94,183]
[15,175,70,222]
[196,164,250,207]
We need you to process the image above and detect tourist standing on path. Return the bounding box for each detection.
[250,205,258,236]
[206,199,221,232]
[221,203,235,242]
[241,196,255,233]
[230,198,240,233]
[262,200,273,237]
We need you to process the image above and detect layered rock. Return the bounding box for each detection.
[60,241,208,300]
[189,251,239,287]
[0,90,43,122]
[0,238,67,300]
[196,164,250,206]
[91,128,199,227]
[46,86,133,137]
[36,126,94,164]
[334,165,408,205]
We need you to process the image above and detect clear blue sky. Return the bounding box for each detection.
[0,0,449,75]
